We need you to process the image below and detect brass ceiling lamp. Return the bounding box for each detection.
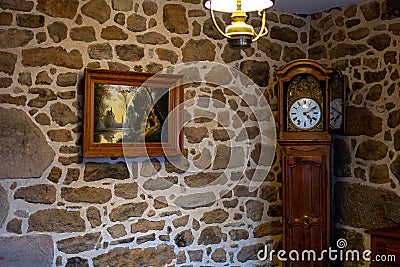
[204,0,274,48]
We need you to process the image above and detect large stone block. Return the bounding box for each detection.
[22,47,83,69]
[0,28,33,48]
[28,209,86,232]
[0,184,8,228]
[92,245,175,267]
[345,106,382,136]
[163,4,189,34]
[0,235,53,267]
[37,0,78,19]
[0,108,55,178]
[334,181,400,228]
[14,184,56,204]
[81,0,111,24]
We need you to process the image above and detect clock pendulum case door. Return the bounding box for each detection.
[275,60,334,267]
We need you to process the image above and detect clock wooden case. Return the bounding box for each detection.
[276,59,334,267]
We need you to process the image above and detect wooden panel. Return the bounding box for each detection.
[283,155,328,267]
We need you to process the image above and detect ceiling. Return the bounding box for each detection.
[271,0,365,14]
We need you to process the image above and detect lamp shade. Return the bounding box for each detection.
[204,0,274,12]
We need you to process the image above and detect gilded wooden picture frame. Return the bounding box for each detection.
[83,68,184,157]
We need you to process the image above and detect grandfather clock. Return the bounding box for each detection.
[276,60,335,267]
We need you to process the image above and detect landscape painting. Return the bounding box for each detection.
[83,69,183,157]
[93,83,169,144]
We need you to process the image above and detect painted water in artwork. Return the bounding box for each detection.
[93,83,169,143]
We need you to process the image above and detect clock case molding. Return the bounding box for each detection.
[276,59,335,144]
[275,59,337,267]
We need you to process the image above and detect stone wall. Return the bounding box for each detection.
[0,0,310,266]
[309,0,400,265]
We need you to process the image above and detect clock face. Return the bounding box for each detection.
[329,98,342,129]
[289,97,321,130]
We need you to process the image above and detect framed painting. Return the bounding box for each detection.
[83,68,184,157]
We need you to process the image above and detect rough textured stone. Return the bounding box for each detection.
[22,47,83,69]
[143,177,177,191]
[163,4,189,34]
[127,14,147,32]
[390,155,400,183]
[47,166,62,183]
[212,248,227,263]
[156,48,178,64]
[174,192,216,209]
[87,206,102,228]
[107,224,126,238]
[0,108,55,179]
[203,17,225,40]
[329,43,369,58]
[201,209,229,224]
[388,109,400,128]
[253,220,282,237]
[137,32,168,44]
[84,162,130,181]
[282,46,306,63]
[50,102,78,126]
[143,0,157,15]
[88,43,112,60]
[237,243,264,262]
[175,229,194,247]
[37,0,78,19]
[114,183,138,199]
[0,51,17,75]
[246,200,263,221]
[0,28,34,48]
[57,232,101,254]
[57,72,77,87]
[360,0,381,21]
[345,106,382,136]
[333,138,352,177]
[369,164,390,184]
[257,38,282,60]
[66,257,88,267]
[0,94,26,106]
[6,218,22,234]
[92,246,175,267]
[229,229,249,241]
[0,184,9,229]
[182,39,216,62]
[116,44,144,61]
[184,172,223,187]
[48,21,67,43]
[270,26,298,43]
[35,71,52,85]
[347,27,370,41]
[367,34,391,51]
[109,202,148,222]
[198,226,223,245]
[0,0,34,12]
[355,139,388,160]
[335,181,400,228]
[131,219,164,233]
[112,0,133,11]
[16,14,44,27]
[259,183,278,202]
[61,186,112,203]
[0,78,12,88]
[28,209,85,232]
[70,26,96,42]
[240,60,270,87]
[101,26,128,40]
[81,0,111,24]
[0,235,53,267]
[47,129,73,142]
[184,127,208,143]
[14,184,56,204]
